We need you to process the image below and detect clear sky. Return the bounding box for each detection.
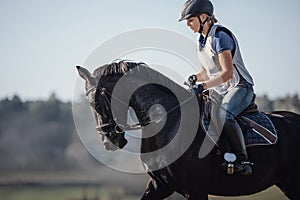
[0,0,300,101]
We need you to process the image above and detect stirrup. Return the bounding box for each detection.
[241,161,254,166]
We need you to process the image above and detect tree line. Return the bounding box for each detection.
[0,94,77,172]
[255,94,300,113]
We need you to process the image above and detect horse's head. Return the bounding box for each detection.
[76,65,128,151]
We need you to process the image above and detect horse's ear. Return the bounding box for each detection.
[76,66,95,84]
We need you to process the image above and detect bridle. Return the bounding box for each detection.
[86,82,196,136]
[86,79,223,151]
[86,84,151,137]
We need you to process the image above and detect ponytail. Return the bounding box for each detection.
[211,15,218,23]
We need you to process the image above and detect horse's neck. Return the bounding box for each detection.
[130,84,176,125]
[129,84,179,149]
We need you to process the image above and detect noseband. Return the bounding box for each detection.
[86,84,146,137]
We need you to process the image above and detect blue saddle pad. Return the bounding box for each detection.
[239,112,277,147]
[202,112,277,147]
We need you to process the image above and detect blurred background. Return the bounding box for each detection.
[0,0,299,199]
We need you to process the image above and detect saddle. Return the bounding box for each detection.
[202,94,278,147]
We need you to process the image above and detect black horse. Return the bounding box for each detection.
[76,61,300,199]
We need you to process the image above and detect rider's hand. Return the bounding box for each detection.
[188,74,197,86]
[192,83,204,95]
[197,83,204,94]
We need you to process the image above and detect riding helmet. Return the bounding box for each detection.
[179,0,214,21]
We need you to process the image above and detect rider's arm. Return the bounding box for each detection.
[202,30,235,89]
[203,50,233,89]
[196,67,209,82]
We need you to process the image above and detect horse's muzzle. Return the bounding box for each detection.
[104,141,119,151]
[103,136,128,151]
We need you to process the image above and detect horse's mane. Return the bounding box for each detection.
[93,60,144,77]
[93,60,188,95]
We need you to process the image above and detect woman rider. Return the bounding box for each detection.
[179,0,255,175]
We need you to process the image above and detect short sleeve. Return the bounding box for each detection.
[214,31,235,54]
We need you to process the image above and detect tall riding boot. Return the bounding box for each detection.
[222,119,253,175]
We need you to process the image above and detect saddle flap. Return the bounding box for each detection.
[239,114,278,145]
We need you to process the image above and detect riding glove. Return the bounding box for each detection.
[192,83,204,95]
[188,74,197,86]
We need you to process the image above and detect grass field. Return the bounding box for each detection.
[0,185,288,200]
[0,185,131,200]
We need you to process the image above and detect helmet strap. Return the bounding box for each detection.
[197,15,210,34]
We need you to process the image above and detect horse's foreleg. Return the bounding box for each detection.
[140,178,174,200]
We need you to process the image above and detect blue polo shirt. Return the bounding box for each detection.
[198,28,235,54]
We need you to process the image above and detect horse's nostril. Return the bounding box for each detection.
[104,141,110,147]
[104,141,118,151]
[119,138,128,149]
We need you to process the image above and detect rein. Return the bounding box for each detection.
[88,80,223,152]
[88,83,196,134]
[86,84,154,134]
